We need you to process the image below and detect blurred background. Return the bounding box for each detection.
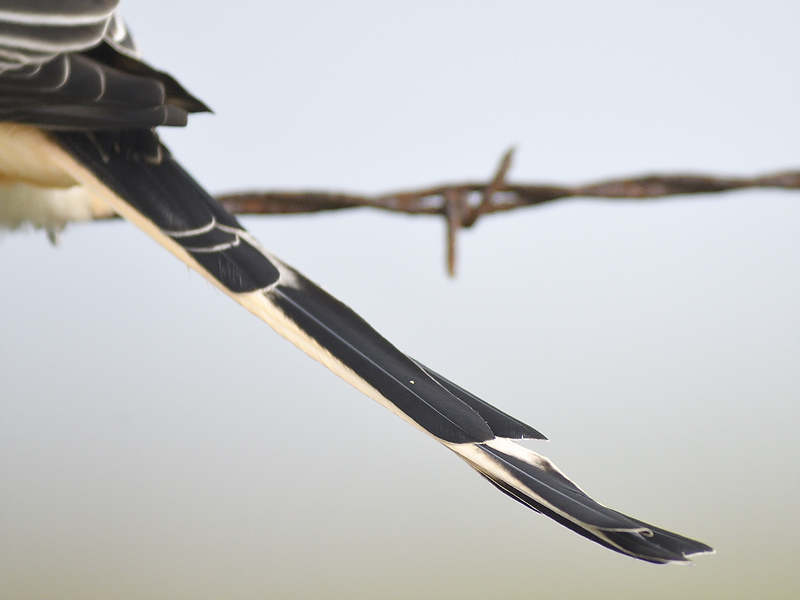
[1,1,798,598]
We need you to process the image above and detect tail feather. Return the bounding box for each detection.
[35,127,713,564]
[412,361,547,441]
[454,440,713,563]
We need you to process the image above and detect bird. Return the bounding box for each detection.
[0,2,712,564]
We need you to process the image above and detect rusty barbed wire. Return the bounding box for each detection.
[216,150,800,275]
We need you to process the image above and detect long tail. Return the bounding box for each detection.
[39,127,712,563]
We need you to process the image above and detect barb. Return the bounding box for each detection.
[444,188,466,277]
[464,147,515,228]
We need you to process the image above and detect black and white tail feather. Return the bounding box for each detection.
[0,2,712,564]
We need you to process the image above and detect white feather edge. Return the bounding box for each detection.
[0,8,115,27]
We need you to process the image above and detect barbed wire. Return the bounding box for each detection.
[217,149,799,275]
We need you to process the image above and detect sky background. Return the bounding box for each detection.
[1,1,799,598]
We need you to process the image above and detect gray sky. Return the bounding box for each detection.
[1,2,799,598]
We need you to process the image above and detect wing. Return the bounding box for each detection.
[0,0,119,72]
[0,1,207,131]
[0,6,713,564]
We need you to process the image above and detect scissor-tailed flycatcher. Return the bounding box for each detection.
[0,2,712,563]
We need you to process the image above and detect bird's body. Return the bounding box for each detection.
[0,1,712,564]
